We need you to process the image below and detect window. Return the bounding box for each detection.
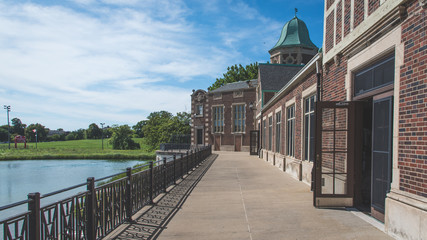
[213,93,222,100]
[268,116,273,151]
[354,55,394,96]
[233,91,243,98]
[275,111,281,153]
[286,105,295,157]
[233,104,245,132]
[262,120,266,148]
[212,106,224,133]
[195,104,203,116]
[304,95,316,161]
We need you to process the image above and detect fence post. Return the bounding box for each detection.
[173,154,177,184]
[86,177,96,240]
[186,150,189,173]
[28,192,40,240]
[163,157,167,193]
[149,161,154,204]
[126,167,132,222]
[181,153,184,179]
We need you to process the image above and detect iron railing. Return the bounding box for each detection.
[0,145,212,240]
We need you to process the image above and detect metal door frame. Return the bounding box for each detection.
[314,101,358,207]
[371,96,393,214]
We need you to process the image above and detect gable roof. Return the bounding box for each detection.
[209,79,258,93]
[258,64,304,91]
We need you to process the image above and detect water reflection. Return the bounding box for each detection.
[0,159,144,221]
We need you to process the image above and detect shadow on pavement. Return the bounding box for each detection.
[109,154,218,240]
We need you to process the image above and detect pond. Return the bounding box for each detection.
[0,159,147,221]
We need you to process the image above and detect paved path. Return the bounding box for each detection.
[107,152,393,240]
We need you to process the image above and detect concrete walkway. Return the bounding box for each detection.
[109,152,393,240]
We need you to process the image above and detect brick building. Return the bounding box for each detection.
[318,0,426,238]
[190,80,257,151]
[258,1,426,239]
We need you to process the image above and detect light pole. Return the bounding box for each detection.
[3,105,11,149]
[100,123,105,150]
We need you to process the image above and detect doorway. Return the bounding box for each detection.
[214,135,221,151]
[196,128,203,145]
[234,135,242,151]
[355,94,393,222]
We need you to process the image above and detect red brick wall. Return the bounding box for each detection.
[322,57,348,101]
[261,71,317,158]
[344,0,351,37]
[398,0,427,197]
[354,0,365,28]
[368,0,380,15]
[336,0,343,45]
[325,11,335,53]
[327,0,335,10]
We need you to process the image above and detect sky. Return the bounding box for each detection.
[0,0,324,131]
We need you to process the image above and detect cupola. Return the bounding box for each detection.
[269,14,318,65]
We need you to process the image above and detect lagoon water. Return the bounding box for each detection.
[0,159,145,221]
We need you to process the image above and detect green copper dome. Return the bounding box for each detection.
[269,16,317,53]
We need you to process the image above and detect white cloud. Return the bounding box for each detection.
[0,0,287,130]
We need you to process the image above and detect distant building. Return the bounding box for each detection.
[191,80,257,151]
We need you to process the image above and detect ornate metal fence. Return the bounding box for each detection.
[0,145,212,240]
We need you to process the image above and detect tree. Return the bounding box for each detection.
[86,123,102,139]
[11,118,26,135]
[25,123,48,142]
[0,126,9,142]
[109,125,140,150]
[142,111,191,150]
[133,120,147,138]
[208,62,258,91]
[65,128,85,141]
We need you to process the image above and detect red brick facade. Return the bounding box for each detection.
[368,0,380,15]
[323,57,347,101]
[262,71,317,158]
[336,0,343,45]
[344,0,351,37]
[191,85,256,152]
[325,11,335,53]
[398,0,427,197]
[353,0,365,28]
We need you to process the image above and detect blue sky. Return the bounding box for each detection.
[0,0,324,131]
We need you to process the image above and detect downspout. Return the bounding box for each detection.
[312,60,322,193]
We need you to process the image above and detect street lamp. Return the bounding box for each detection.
[100,123,105,150]
[3,105,11,149]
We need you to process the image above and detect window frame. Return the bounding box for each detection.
[275,111,281,153]
[286,105,295,157]
[232,104,246,133]
[303,95,316,161]
[195,104,203,116]
[212,105,224,133]
[268,116,273,151]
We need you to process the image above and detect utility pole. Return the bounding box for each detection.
[100,123,105,150]
[3,105,11,149]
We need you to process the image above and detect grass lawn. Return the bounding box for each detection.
[0,138,156,160]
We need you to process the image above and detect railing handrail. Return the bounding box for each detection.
[0,144,212,240]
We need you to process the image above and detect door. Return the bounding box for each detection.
[250,130,259,155]
[234,135,242,151]
[371,96,392,220]
[314,101,358,207]
[196,129,203,145]
[214,135,221,151]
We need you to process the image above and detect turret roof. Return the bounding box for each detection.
[269,16,317,53]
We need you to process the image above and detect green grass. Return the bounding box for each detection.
[0,138,156,160]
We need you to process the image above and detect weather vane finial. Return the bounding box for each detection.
[295,8,298,17]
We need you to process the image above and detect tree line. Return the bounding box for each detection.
[0,111,190,150]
